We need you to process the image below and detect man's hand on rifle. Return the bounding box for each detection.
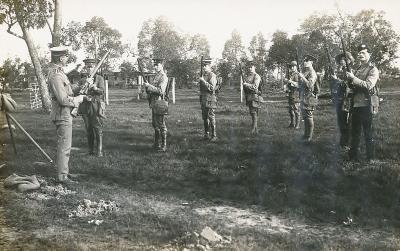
[346,71,355,80]
[75,95,86,104]
[199,77,205,83]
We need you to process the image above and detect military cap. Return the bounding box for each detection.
[152,58,164,65]
[83,58,97,65]
[50,46,69,57]
[247,60,256,67]
[288,60,297,67]
[335,52,355,64]
[357,44,369,52]
[303,54,316,62]
[202,58,212,65]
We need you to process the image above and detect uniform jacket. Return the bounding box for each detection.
[146,70,168,108]
[199,71,217,95]
[243,72,261,94]
[300,68,318,109]
[288,72,300,102]
[48,63,80,125]
[78,74,105,116]
[351,62,379,107]
[199,71,217,106]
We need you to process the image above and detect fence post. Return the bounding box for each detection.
[137,75,143,100]
[172,77,176,104]
[105,75,109,105]
[240,76,244,103]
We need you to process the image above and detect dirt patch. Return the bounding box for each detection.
[195,206,293,234]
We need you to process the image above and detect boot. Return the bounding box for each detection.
[159,131,167,152]
[303,118,309,139]
[288,112,294,128]
[210,119,218,142]
[305,118,314,142]
[294,113,300,129]
[153,130,161,150]
[87,131,94,155]
[96,129,103,157]
[203,119,210,140]
[251,113,258,134]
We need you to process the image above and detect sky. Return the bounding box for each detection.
[1,0,400,64]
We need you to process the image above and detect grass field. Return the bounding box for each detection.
[1,82,400,250]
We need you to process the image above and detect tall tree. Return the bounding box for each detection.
[81,16,125,61]
[137,18,154,58]
[0,0,54,110]
[249,32,267,74]
[221,29,245,84]
[349,10,399,72]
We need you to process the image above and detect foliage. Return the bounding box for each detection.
[248,32,268,74]
[0,0,53,31]
[62,16,126,69]
[220,29,246,84]
[137,16,211,86]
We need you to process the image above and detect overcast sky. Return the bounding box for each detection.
[1,0,400,63]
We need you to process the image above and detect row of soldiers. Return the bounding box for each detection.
[46,43,379,185]
[283,44,379,161]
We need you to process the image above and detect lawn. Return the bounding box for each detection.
[1,82,400,250]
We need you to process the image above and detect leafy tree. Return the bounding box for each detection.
[349,10,399,72]
[249,32,267,76]
[0,58,35,88]
[137,16,210,86]
[0,0,55,110]
[220,29,246,84]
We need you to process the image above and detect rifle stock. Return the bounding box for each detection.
[137,58,152,105]
[71,51,110,117]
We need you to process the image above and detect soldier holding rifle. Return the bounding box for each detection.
[346,44,379,161]
[283,60,301,129]
[297,54,318,142]
[331,51,354,148]
[142,58,169,152]
[78,58,106,157]
[47,46,86,184]
[199,58,218,142]
[242,61,262,134]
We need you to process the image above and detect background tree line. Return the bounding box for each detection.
[1,0,399,111]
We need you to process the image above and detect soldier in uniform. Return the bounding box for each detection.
[143,58,169,152]
[199,58,218,141]
[346,44,379,161]
[297,55,318,142]
[283,60,301,129]
[242,61,262,134]
[78,58,106,157]
[47,46,85,184]
[331,52,355,148]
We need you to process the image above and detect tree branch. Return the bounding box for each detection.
[46,18,54,37]
[6,23,24,39]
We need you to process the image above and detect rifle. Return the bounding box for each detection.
[71,51,110,117]
[284,63,290,93]
[137,58,152,105]
[336,31,353,117]
[200,56,204,78]
[239,63,247,95]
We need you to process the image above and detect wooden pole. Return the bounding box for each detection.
[5,113,17,154]
[105,77,109,105]
[6,113,53,163]
[172,77,176,104]
[137,75,142,100]
[240,75,243,103]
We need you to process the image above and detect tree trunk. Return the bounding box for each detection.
[52,0,62,46]
[20,25,51,111]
